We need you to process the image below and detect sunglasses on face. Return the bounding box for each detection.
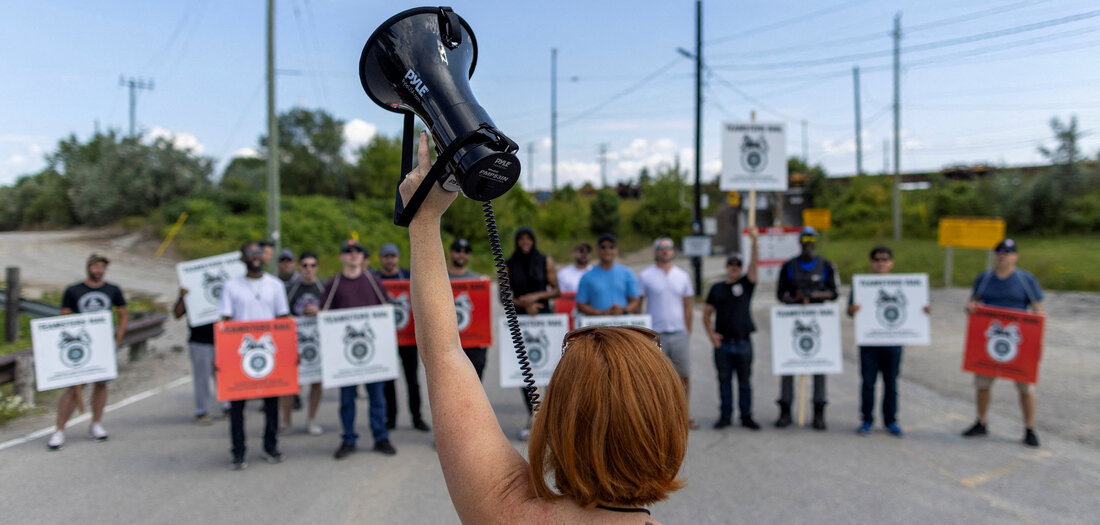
[300,262,318,268]
[244,249,263,257]
[561,325,662,356]
[727,261,742,267]
[995,249,1015,254]
[598,244,616,250]
[872,257,892,263]
[452,247,471,254]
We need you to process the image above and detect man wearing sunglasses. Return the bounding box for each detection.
[775,226,838,430]
[962,238,1045,447]
[576,233,641,317]
[283,251,325,435]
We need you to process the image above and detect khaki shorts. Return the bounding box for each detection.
[974,374,1034,394]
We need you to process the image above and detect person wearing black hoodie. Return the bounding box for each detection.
[504,226,560,440]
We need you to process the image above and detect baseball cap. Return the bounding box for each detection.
[341,239,365,254]
[799,226,818,244]
[278,248,295,261]
[726,253,744,266]
[597,233,617,246]
[994,239,1017,253]
[87,252,110,265]
[450,238,472,252]
[379,242,400,257]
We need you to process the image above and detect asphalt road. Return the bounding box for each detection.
[2,231,1098,524]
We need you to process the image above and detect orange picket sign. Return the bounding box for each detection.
[963,305,1044,384]
[554,291,577,330]
[381,280,416,346]
[452,279,493,348]
[215,318,300,401]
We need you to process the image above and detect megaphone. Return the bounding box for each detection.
[359,6,521,226]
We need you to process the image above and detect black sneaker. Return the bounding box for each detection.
[962,421,988,437]
[292,395,302,411]
[372,439,397,456]
[412,418,431,432]
[741,417,761,431]
[1023,428,1040,447]
[386,421,396,430]
[229,456,247,470]
[713,418,731,430]
[333,443,357,460]
[263,450,284,464]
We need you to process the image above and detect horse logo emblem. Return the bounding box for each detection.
[523,329,551,370]
[791,320,821,358]
[392,292,411,330]
[297,328,320,366]
[875,288,907,328]
[454,292,474,332]
[202,270,231,305]
[58,330,93,368]
[740,134,769,173]
[344,324,376,366]
[239,334,277,379]
[985,321,1021,363]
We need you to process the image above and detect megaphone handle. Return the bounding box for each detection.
[393,126,493,227]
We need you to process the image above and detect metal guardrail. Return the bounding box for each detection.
[0,291,61,318]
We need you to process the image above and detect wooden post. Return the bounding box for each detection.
[796,375,807,427]
[944,246,953,288]
[5,266,19,343]
[14,352,35,406]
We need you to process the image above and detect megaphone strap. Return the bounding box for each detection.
[394,125,488,227]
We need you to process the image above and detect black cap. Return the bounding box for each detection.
[450,238,472,252]
[341,239,365,254]
[278,248,295,261]
[994,238,1017,253]
[726,253,743,266]
[597,233,617,246]
[87,252,110,265]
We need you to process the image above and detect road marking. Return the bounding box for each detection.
[0,375,191,452]
[959,450,1053,487]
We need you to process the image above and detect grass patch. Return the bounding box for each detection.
[820,235,1100,291]
[0,309,33,357]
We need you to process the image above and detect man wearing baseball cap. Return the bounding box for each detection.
[276,249,299,283]
[47,253,128,450]
[775,226,839,430]
[963,238,1045,447]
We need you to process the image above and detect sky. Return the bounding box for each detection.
[2,0,1099,191]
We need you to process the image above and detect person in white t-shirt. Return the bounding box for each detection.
[638,237,697,430]
[217,241,291,470]
[556,241,593,294]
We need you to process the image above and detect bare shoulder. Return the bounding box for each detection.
[504,498,662,525]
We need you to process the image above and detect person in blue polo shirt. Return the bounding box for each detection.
[576,233,640,316]
[962,238,1045,447]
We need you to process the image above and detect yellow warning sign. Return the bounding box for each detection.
[727,191,740,207]
[938,217,1006,249]
[802,208,831,231]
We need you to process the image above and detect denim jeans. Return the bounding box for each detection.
[778,375,827,405]
[859,346,902,425]
[714,339,754,420]
[229,397,278,458]
[339,382,388,446]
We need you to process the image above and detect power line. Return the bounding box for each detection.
[707,0,872,44]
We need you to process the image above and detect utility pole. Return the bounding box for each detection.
[853,66,863,175]
[883,138,889,174]
[551,48,558,193]
[119,77,154,137]
[526,142,535,190]
[892,12,902,241]
[801,120,808,163]
[266,0,281,270]
[691,0,703,297]
[599,143,608,188]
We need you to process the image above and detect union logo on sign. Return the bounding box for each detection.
[791,320,821,358]
[523,329,551,370]
[985,321,1021,363]
[239,333,277,379]
[343,324,376,366]
[58,330,93,368]
[455,292,474,332]
[875,288,907,328]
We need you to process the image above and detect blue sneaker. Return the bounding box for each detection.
[857,422,872,435]
[886,423,903,437]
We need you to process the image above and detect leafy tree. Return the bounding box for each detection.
[1038,116,1084,196]
[261,108,350,198]
[220,156,265,192]
[349,133,403,200]
[631,164,691,239]
[589,189,621,236]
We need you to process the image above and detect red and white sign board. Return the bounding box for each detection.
[741,226,802,282]
[554,291,577,330]
[381,280,416,347]
[963,305,1044,384]
[452,279,493,348]
[215,319,299,401]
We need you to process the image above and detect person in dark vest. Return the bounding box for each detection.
[504,226,559,440]
[775,226,838,430]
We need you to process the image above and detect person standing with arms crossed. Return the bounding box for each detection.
[775,227,838,430]
[962,238,1044,447]
[47,253,128,450]
[638,238,698,430]
[703,230,760,430]
[575,233,641,317]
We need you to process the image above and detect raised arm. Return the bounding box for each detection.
[402,132,533,523]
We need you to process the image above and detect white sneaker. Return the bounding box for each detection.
[89,423,109,441]
[47,431,65,450]
[307,421,323,435]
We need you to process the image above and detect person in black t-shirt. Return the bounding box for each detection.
[282,250,326,435]
[47,253,127,451]
[703,229,760,430]
[173,288,219,426]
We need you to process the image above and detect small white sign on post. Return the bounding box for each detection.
[721,121,788,191]
[681,236,712,257]
[318,305,399,389]
[852,273,931,346]
[741,226,802,282]
[176,252,246,327]
[295,316,323,385]
[498,314,570,388]
[770,304,843,376]
[574,314,653,329]
[31,311,118,391]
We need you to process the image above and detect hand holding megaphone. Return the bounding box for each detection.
[399,132,456,227]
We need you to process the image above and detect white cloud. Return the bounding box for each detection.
[342,119,377,161]
[232,147,261,159]
[0,142,48,186]
[147,126,205,154]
